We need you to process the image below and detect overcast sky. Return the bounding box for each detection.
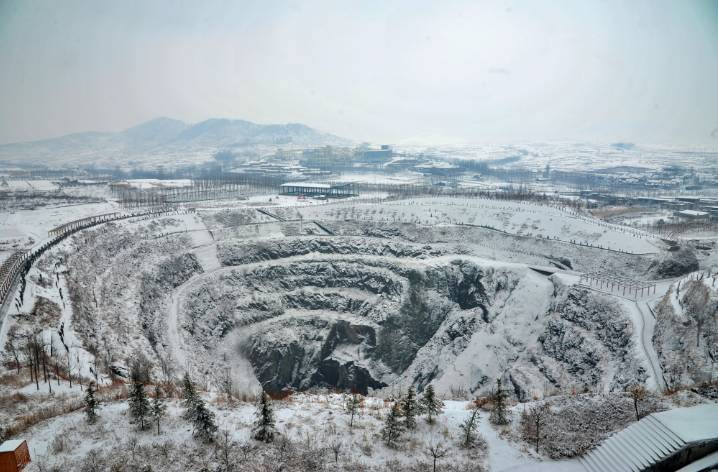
[1,0,717,146]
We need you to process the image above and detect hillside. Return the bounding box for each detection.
[0,117,351,168]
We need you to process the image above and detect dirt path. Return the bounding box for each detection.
[165,219,220,373]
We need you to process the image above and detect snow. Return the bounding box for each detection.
[580,403,718,472]
[1,180,59,192]
[296,196,661,254]
[280,182,332,189]
[677,210,708,217]
[16,393,585,471]
[15,383,704,471]
[653,403,718,443]
[0,439,25,452]
[0,177,714,471]
[0,201,117,245]
[676,451,718,472]
[119,179,193,189]
[334,172,423,185]
[617,298,666,391]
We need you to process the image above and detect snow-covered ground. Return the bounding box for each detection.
[1,187,715,472]
[19,392,585,472]
[292,196,662,254]
[119,179,193,189]
[0,199,118,263]
[0,179,59,192]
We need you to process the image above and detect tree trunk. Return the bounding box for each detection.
[696,324,701,347]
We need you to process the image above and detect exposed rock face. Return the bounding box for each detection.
[53,210,667,400]
[442,261,490,310]
[650,247,699,278]
[218,237,446,266]
[392,275,646,399]
[240,316,384,394]
[537,284,646,393]
[539,320,603,385]
[140,253,203,347]
[59,218,199,380]
[181,241,645,398]
[652,278,718,388]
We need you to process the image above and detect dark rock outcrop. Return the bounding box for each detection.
[650,247,699,278]
[241,317,384,394]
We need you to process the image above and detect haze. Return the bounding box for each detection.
[1,0,717,146]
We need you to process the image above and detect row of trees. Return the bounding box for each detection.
[381,385,445,448]
[380,384,491,471]
[84,366,169,434]
[4,322,89,394]
[83,369,281,446]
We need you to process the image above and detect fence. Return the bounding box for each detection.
[0,207,195,310]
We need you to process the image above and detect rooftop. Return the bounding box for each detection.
[280,182,352,189]
[280,182,331,189]
[678,210,708,216]
[0,439,25,452]
[653,403,718,443]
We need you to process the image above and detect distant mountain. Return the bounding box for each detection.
[0,117,351,168]
[123,117,189,147]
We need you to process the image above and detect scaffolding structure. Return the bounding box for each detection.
[579,271,657,299]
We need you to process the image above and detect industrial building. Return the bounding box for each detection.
[358,145,393,163]
[676,209,710,221]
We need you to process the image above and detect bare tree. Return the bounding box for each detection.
[3,326,22,374]
[683,280,711,347]
[628,384,647,421]
[237,441,256,462]
[425,440,448,472]
[158,353,174,384]
[216,429,235,471]
[328,433,343,464]
[129,351,153,384]
[521,403,550,453]
[24,333,39,390]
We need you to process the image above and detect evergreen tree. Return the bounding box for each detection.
[182,372,199,421]
[252,392,277,443]
[150,385,167,435]
[381,402,404,448]
[193,398,218,443]
[181,372,217,442]
[128,380,151,430]
[85,382,98,424]
[401,387,418,430]
[490,378,509,425]
[420,384,444,424]
[459,408,480,448]
[345,393,361,429]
